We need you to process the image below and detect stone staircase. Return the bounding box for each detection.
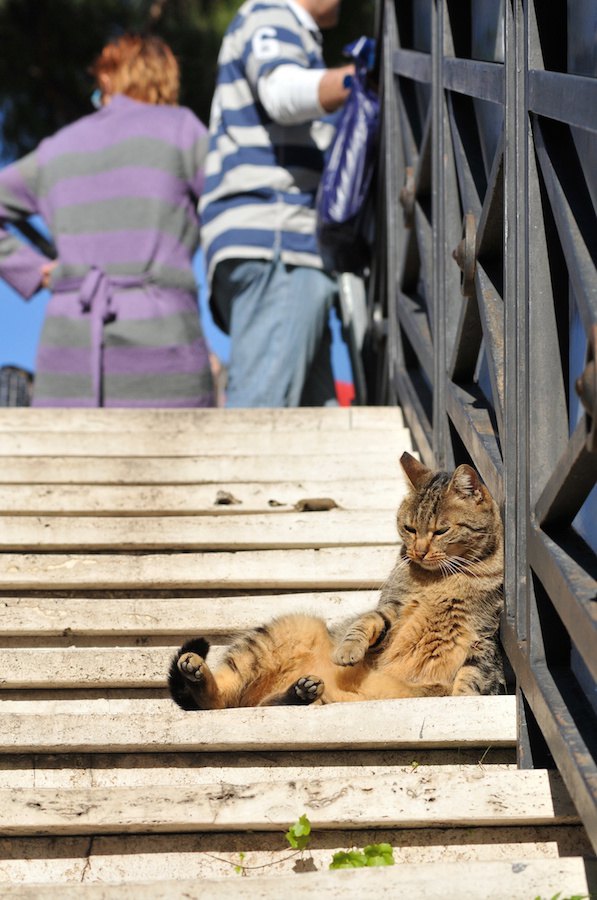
[0,407,594,898]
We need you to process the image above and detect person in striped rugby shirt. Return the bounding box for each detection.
[0,34,215,407]
[200,0,354,408]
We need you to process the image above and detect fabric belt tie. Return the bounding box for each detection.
[53,268,148,406]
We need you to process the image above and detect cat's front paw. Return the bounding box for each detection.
[333,640,366,666]
[294,675,324,703]
[177,652,205,683]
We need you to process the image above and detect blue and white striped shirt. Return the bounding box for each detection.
[199,0,334,283]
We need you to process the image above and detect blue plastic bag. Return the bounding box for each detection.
[316,37,379,275]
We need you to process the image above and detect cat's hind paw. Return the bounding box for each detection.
[294,675,324,704]
[177,652,205,683]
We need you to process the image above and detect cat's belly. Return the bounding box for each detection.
[387,625,475,685]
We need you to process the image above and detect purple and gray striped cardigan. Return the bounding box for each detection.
[0,94,215,407]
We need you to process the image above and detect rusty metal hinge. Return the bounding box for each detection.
[399,166,416,229]
[452,213,477,298]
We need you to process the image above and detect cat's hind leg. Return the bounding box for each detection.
[259,675,324,707]
[168,638,225,710]
[450,639,506,696]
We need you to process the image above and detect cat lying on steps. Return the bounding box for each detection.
[168,451,505,710]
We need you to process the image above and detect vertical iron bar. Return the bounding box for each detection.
[503,0,529,658]
[432,0,447,468]
[382,0,402,397]
[525,2,570,671]
[503,0,532,767]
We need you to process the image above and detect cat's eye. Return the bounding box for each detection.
[403,525,416,533]
[433,526,449,535]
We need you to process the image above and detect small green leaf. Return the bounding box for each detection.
[533,894,588,900]
[362,843,395,866]
[285,814,312,850]
[329,850,368,869]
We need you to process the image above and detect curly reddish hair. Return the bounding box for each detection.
[91,34,180,106]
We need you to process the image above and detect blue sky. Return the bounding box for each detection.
[0,240,353,383]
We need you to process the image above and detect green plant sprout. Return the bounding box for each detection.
[216,814,397,876]
[284,814,312,851]
[533,894,588,900]
[329,843,395,869]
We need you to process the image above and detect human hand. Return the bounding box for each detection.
[40,260,57,289]
[319,64,356,113]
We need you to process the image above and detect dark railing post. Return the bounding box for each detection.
[502,0,545,769]
[431,0,448,469]
[380,0,402,408]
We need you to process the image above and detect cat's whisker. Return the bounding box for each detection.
[458,560,497,576]
[448,548,490,562]
[455,548,493,560]
[434,557,460,578]
[450,552,496,570]
[447,557,497,580]
[442,558,480,579]
[452,557,475,572]
[441,556,460,574]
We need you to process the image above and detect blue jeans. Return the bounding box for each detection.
[212,256,338,407]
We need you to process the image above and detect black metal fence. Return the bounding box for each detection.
[373,0,597,849]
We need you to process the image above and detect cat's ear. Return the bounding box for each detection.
[400,451,433,490]
[449,464,484,502]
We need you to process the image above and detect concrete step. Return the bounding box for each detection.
[0,768,580,837]
[1,846,594,893]
[0,510,397,551]
[0,454,407,485]
[0,406,406,433]
[0,427,412,457]
[0,696,516,753]
[0,480,405,515]
[0,546,398,590]
[0,591,378,638]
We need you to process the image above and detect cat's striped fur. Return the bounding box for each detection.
[168,452,505,710]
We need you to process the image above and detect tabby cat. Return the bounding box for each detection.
[168,451,505,710]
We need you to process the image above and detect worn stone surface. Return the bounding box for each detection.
[0,858,595,897]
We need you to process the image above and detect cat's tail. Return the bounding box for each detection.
[168,637,210,711]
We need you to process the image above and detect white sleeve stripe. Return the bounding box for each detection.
[258,64,325,125]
